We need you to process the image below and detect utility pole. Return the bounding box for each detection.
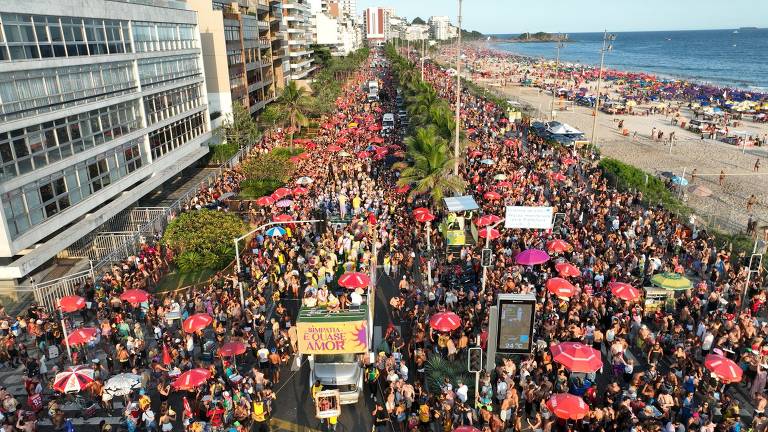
[453,0,463,176]
[590,31,615,147]
[550,34,564,120]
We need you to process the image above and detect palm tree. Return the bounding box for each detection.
[395,126,466,208]
[277,80,311,148]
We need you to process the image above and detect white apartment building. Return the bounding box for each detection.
[309,0,360,56]
[283,0,315,80]
[429,15,452,40]
[404,23,429,41]
[0,0,212,282]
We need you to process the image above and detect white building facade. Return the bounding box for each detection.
[404,24,429,41]
[283,0,315,80]
[309,0,360,56]
[429,15,451,40]
[0,0,213,281]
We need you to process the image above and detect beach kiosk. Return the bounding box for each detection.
[440,195,480,248]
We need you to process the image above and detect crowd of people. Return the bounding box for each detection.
[0,45,764,432]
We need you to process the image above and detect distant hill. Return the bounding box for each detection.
[511,32,568,42]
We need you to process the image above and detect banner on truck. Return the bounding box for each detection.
[504,206,553,229]
[297,320,368,354]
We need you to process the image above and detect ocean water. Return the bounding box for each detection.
[491,29,768,91]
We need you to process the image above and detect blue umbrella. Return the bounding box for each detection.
[671,176,689,186]
[480,159,495,165]
[265,226,286,237]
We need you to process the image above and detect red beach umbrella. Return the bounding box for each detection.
[551,172,567,182]
[357,151,371,159]
[182,313,213,334]
[256,196,275,207]
[453,427,482,432]
[59,295,86,313]
[414,212,435,223]
[218,342,247,357]
[476,214,503,227]
[292,187,309,196]
[546,277,577,298]
[609,282,641,301]
[551,342,603,373]
[395,184,410,194]
[273,187,292,199]
[546,239,572,254]
[272,213,293,222]
[327,145,343,152]
[546,393,590,420]
[496,181,513,188]
[120,289,149,304]
[478,228,501,240]
[483,191,502,200]
[468,150,483,158]
[555,262,581,278]
[705,354,743,383]
[412,207,431,216]
[172,368,212,390]
[429,312,462,332]
[338,272,370,289]
[67,327,98,347]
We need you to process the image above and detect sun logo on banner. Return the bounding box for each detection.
[355,324,368,349]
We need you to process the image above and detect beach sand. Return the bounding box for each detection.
[444,53,768,236]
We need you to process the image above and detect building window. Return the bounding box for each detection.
[1,140,146,238]
[148,111,206,160]
[133,22,196,52]
[137,54,201,88]
[224,25,240,42]
[143,84,203,125]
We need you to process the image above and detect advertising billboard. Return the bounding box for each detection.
[504,206,553,229]
[496,293,536,354]
[297,320,369,354]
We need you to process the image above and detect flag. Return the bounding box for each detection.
[183,396,193,418]
[162,344,172,366]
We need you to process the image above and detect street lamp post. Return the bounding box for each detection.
[453,0,463,176]
[233,219,320,306]
[590,31,616,147]
[425,221,433,286]
[550,34,564,120]
[421,38,426,81]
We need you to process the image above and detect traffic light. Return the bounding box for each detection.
[481,248,492,267]
[468,347,483,373]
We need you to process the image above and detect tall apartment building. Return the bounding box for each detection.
[282,0,315,80]
[429,15,452,41]
[309,0,360,56]
[363,7,390,45]
[0,0,212,282]
[190,0,284,125]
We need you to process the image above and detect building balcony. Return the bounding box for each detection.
[256,0,270,11]
[290,65,316,80]
[258,20,269,29]
[258,37,271,48]
[289,49,312,57]
[290,58,313,69]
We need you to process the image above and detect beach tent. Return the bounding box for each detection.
[546,122,583,136]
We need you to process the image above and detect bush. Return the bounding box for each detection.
[208,143,239,164]
[162,209,247,272]
[239,178,284,199]
[242,149,296,182]
[599,158,689,217]
[425,356,473,394]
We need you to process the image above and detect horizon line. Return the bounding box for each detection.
[482,27,765,35]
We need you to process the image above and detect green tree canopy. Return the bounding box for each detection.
[162,209,247,272]
[219,101,259,148]
[411,17,425,25]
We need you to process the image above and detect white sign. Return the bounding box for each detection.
[504,206,554,229]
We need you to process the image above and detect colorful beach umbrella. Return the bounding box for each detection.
[104,373,142,397]
[546,393,590,420]
[338,272,370,289]
[551,342,603,373]
[651,272,692,290]
[182,313,213,334]
[452,427,481,432]
[295,176,314,185]
[429,312,462,332]
[704,354,743,383]
[265,226,286,237]
[275,199,293,208]
[59,295,86,313]
[53,365,94,394]
[515,249,550,266]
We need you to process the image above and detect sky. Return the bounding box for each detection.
[355,0,768,34]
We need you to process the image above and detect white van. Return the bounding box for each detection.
[382,113,395,132]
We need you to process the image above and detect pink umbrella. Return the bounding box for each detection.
[515,249,550,266]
